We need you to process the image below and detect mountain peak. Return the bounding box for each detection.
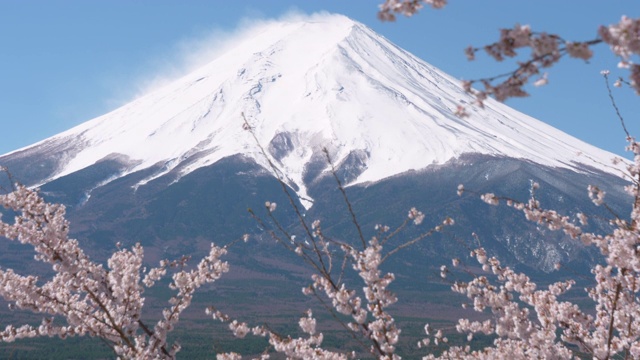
[1,13,626,207]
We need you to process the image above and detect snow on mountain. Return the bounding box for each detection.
[4,13,626,206]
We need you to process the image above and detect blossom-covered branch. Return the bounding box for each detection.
[424,136,640,358]
[378,1,640,105]
[0,184,230,359]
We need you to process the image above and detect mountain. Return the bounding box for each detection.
[1,14,624,197]
[0,14,632,338]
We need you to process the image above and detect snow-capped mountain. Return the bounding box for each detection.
[0,14,626,208]
[0,14,631,276]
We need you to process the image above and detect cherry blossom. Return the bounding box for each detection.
[0,185,229,359]
[378,1,640,102]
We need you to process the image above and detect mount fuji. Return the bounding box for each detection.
[0,14,631,276]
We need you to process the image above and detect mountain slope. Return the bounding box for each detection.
[0,14,626,208]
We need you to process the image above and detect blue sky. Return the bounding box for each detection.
[1,1,638,157]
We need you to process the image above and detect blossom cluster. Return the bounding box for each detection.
[461,25,600,105]
[423,139,640,359]
[0,185,229,359]
[461,15,640,103]
[207,201,452,359]
[209,307,347,360]
[377,1,640,104]
[377,0,446,21]
[211,235,402,358]
[599,16,640,93]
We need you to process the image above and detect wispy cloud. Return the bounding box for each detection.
[106,9,339,108]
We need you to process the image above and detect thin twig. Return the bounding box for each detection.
[241,114,331,277]
[602,72,630,139]
[381,218,410,246]
[382,228,438,263]
[322,148,366,249]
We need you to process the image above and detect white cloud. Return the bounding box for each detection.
[116,10,339,105]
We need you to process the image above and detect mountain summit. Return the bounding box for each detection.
[0,14,625,207]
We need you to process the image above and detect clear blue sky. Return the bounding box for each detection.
[1,1,638,157]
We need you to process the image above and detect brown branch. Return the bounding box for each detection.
[248,208,331,284]
[602,72,630,139]
[381,218,410,246]
[469,38,603,84]
[382,227,438,263]
[83,285,138,354]
[241,114,330,276]
[322,148,367,249]
[604,281,623,360]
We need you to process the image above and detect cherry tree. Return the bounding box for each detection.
[0,178,232,359]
